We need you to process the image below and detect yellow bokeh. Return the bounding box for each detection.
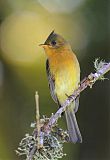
[0,10,88,65]
[0,11,46,65]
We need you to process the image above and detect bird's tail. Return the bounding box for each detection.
[65,104,82,143]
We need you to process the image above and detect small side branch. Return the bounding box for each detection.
[46,62,110,132]
[27,92,42,160]
[35,91,41,149]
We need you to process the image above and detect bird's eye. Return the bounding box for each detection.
[51,40,56,46]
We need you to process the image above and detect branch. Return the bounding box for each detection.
[46,61,110,132]
[35,92,40,147]
[35,91,44,149]
[27,92,43,160]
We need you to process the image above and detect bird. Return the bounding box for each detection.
[40,31,82,143]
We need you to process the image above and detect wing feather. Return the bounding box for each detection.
[46,59,58,103]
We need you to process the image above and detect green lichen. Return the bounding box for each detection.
[16,118,69,160]
[94,58,108,80]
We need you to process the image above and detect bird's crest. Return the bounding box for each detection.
[44,30,56,45]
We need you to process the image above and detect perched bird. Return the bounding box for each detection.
[40,31,82,143]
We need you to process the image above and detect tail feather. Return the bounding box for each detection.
[65,106,82,143]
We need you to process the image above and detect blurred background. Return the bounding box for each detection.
[0,0,110,160]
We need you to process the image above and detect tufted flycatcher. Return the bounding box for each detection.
[40,31,82,143]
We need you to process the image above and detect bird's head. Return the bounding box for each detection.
[39,31,71,57]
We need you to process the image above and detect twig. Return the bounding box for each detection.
[27,92,42,160]
[35,91,44,149]
[46,62,110,132]
[27,146,37,160]
[35,91,41,149]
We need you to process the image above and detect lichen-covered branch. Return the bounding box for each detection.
[46,61,110,132]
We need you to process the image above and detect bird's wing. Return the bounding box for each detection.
[46,59,58,103]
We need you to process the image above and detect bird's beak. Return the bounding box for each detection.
[39,44,47,47]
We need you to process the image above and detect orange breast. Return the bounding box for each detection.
[49,51,80,104]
